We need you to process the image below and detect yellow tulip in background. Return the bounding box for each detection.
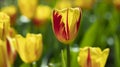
[113,0,120,10]
[74,0,96,9]
[1,6,17,25]
[52,8,82,44]
[33,5,51,26]
[18,0,38,19]
[78,47,110,67]
[55,0,71,9]
[0,39,10,67]
[0,12,10,40]
[15,33,43,63]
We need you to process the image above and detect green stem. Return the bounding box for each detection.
[61,50,66,67]
[66,45,70,67]
[115,36,120,67]
[32,62,37,67]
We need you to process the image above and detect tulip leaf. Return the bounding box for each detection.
[114,35,120,67]
[20,63,31,67]
[80,22,99,47]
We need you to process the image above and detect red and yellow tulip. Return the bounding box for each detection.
[78,47,110,67]
[15,33,43,63]
[52,8,82,44]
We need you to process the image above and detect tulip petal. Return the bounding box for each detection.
[0,12,10,40]
[0,40,10,67]
[100,48,110,67]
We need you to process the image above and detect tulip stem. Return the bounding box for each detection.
[32,62,37,67]
[66,45,70,67]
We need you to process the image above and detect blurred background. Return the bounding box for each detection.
[0,0,120,67]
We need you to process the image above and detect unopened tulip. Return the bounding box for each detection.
[0,39,10,67]
[0,12,10,40]
[1,6,17,25]
[52,8,82,44]
[78,47,110,67]
[33,5,51,26]
[18,0,38,19]
[15,33,43,63]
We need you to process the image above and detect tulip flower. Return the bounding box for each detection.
[74,0,96,9]
[15,33,43,63]
[52,8,82,44]
[0,39,10,67]
[33,5,51,26]
[0,12,10,40]
[1,6,17,25]
[6,36,16,64]
[18,0,38,19]
[55,0,72,9]
[78,47,110,67]
[113,0,120,10]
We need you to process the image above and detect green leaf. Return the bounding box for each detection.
[80,22,99,47]
[20,63,31,67]
[114,35,120,67]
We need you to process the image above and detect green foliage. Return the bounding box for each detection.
[80,22,99,47]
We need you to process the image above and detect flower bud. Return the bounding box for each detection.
[15,33,43,63]
[52,8,82,44]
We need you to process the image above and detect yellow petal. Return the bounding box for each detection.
[100,48,110,67]
[0,12,10,40]
[35,5,51,20]
[15,35,27,62]
[18,0,38,19]
[1,6,16,16]
[0,39,10,67]
[78,47,88,67]
[15,33,43,63]
[6,36,16,64]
